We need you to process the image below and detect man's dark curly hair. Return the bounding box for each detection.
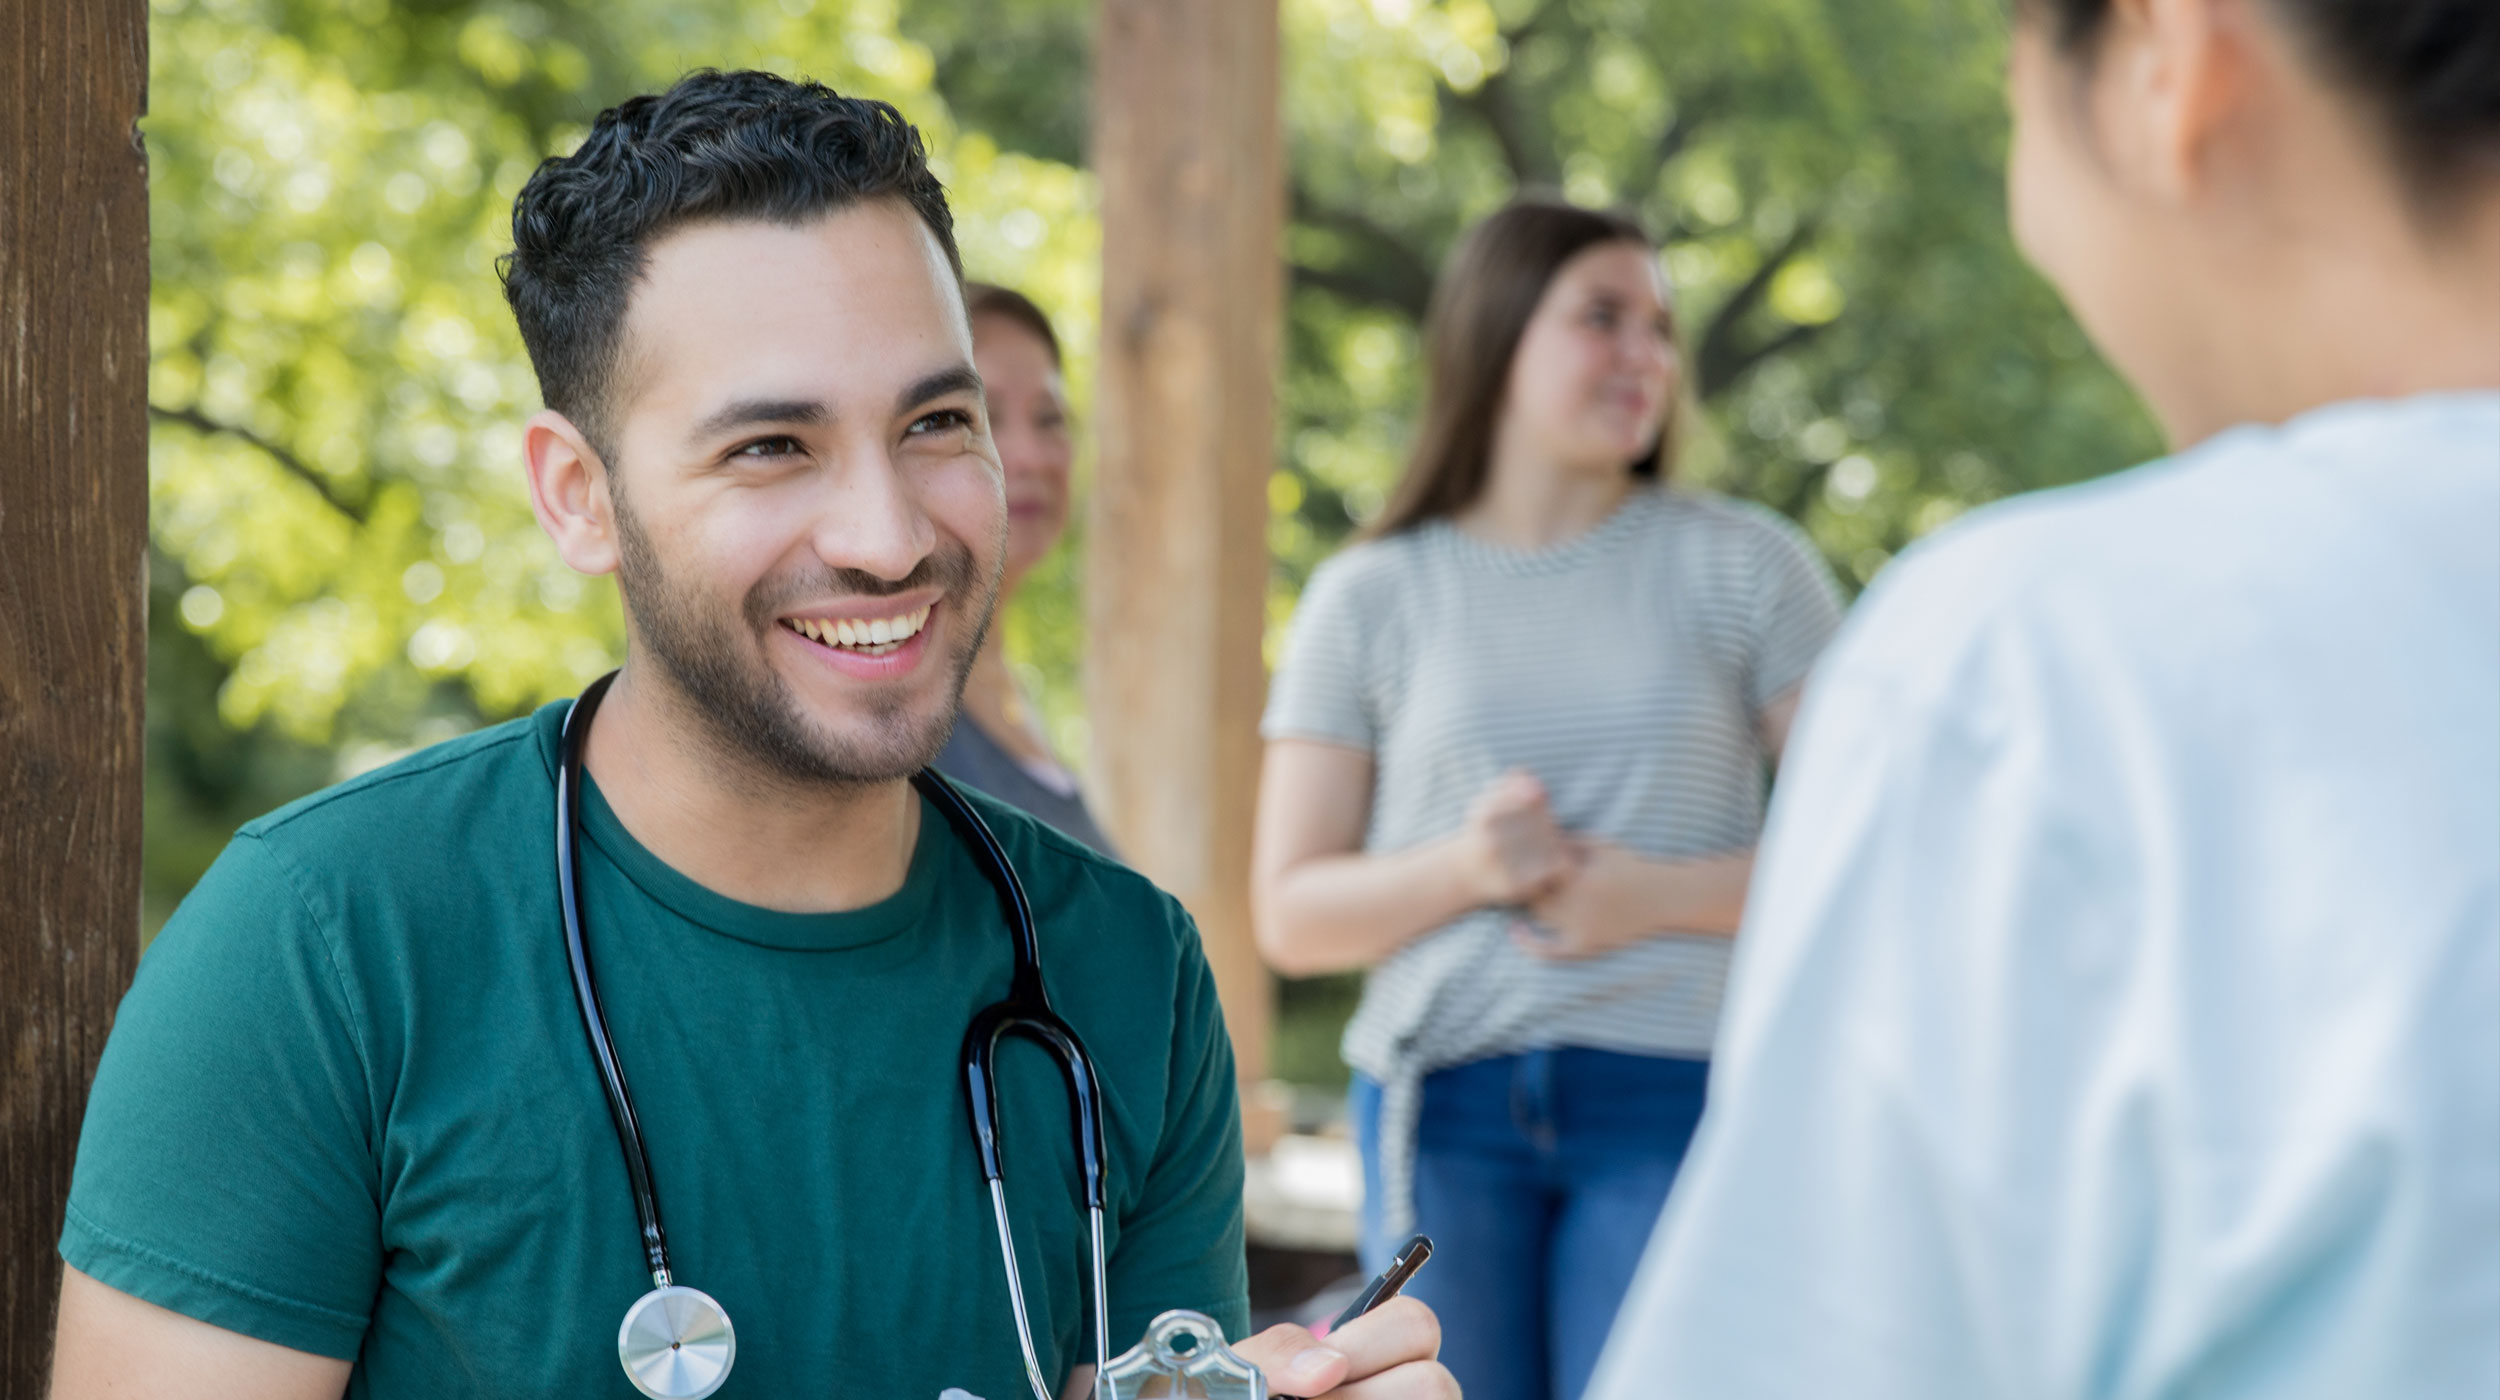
[500,69,960,459]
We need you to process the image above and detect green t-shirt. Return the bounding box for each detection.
[62,703,1249,1398]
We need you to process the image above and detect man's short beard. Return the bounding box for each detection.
[609,480,997,789]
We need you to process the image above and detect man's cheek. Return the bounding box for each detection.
[938,459,1011,561]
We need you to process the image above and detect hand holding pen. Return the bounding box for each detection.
[1240,1235,1440,1399]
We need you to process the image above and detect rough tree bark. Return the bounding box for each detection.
[0,0,151,1387]
[1089,0,1283,1131]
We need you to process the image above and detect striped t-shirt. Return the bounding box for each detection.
[1261,484,1843,1236]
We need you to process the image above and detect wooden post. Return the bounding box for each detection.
[0,0,151,1386]
[1089,0,1282,1133]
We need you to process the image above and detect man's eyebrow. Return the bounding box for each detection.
[896,364,983,418]
[689,397,830,444]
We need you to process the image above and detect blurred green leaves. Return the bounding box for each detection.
[147,0,2160,936]
[1256,0,2161,608]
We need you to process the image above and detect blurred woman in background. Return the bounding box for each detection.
[935,283,1117,855]
[1252,199,1844,1400]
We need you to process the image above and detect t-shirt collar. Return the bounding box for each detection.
[530,698,952,952]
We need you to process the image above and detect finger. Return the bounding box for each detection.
[1241,1322,1350,1398]
[1321,1297,1441,1380]
[1510,917,1562,951]
[1311,1359,1463,1400]
[1483,793,1543,828]
[1491,769,1548,807]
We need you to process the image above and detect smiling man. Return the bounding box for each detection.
[50,72,1448,1400]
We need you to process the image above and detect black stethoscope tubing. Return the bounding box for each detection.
[556,672,1112,1400]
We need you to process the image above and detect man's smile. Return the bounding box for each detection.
[772,591,946,681]
[776,602,933,657]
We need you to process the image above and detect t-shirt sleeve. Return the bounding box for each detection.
[1105,911,1251,1347]
[1260,558,1382,752]
[60,832,382,1359]
[1587,579,2116,1397]
[1742,512,1845,714]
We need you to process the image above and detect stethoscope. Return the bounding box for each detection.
[557,673,1112,1400]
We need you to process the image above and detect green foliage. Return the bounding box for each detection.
[146,0,2162,1018]
[907,0,2161,603]
[1264,0,2160,600]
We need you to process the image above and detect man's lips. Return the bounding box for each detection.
[775,603,937,681]
[776,601,933,655]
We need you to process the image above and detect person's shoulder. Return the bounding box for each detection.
[1821,428,2299,708]
[149,709,561,1008]
[1659,485,1811,544]
[1893,393,2500,599]
[1655,486,1827,573]
[239,708,554,861]
[1281,532,1430,652]
[1871,414,2339,622]
[952,784,1199,957]
[1303,528,1434,598]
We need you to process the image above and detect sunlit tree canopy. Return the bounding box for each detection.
[143,0,2157,952]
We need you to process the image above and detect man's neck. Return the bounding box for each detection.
[580,663,923,914]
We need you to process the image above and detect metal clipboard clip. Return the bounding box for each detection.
[1095,1310,1264,1399]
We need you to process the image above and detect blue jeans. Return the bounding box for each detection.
[1352,1048,1708,1400]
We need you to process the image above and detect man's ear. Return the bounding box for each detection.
[2110,0,2254,205]
[524,409,620,577]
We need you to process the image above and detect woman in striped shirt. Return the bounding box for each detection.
[1253,199,1843,1400]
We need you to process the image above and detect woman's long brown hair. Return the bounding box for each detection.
[1367,199,1675,538]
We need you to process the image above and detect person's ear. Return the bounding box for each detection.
[2108,0,2254,205]
[524,409,620,577]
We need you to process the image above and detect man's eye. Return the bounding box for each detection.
[908,408,974,437]
[732,435,805,458]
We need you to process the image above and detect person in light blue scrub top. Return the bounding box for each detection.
[1591,1,2500,1398]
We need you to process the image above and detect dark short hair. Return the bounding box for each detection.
[500,69,961,458]
[1370,199,1670,537]
[964,283,1061,368]
[2024,0,2499,202]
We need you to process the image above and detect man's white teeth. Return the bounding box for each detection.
[789,604,931,653]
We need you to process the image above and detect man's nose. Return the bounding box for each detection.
[809,446,936,582]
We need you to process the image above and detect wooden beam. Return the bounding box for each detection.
[0,0,151,1386]
[1089,0,1282,1122]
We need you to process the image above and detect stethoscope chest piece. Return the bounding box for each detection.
[618,1284,736,1399]
[562,676,1110,1400]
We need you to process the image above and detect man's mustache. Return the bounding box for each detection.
[741,543,980,627]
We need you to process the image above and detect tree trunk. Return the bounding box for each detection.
[0,0,151,1385]
[1089,0,1282,1133]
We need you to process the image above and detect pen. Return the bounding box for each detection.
[1278,1236,1435,1399]
[1326,1233,1434,1332]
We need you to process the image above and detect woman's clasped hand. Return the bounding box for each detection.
[1456,768,1733,959]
